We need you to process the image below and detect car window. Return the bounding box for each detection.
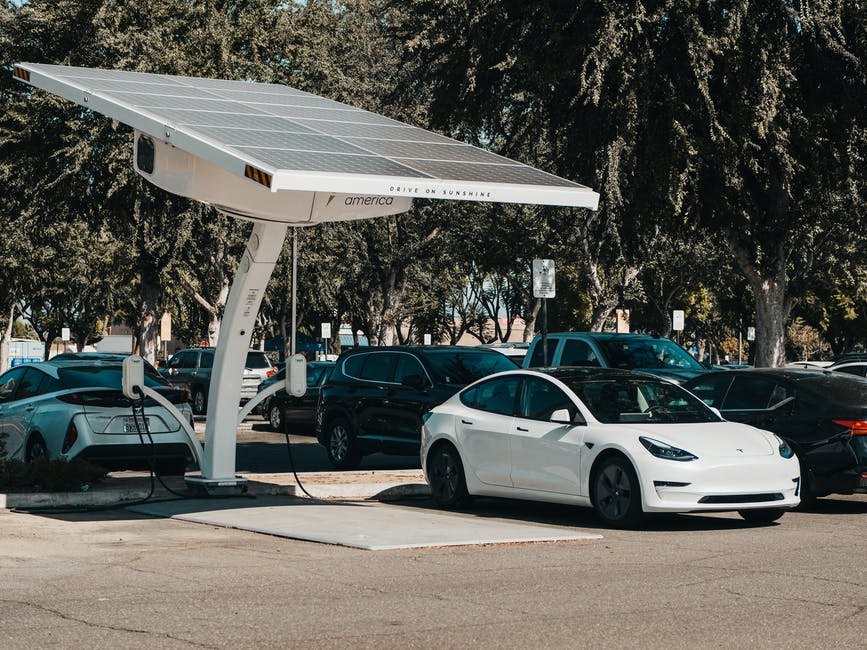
[463,377,520,416]
[15,369,44,400]
[245,352,271,369]
[359,353,397,383]
[520,377,579,422]
[180,352,199,369]
[561,376,719,424]
[166,353,184,369]
[834,365,867,378]
[528,338,560,367]
[597,338,704,370]
[686,374,734,407]
[57,366,168,389]
[394,353,427,384]
[723,376,781,410]
[342,354,365,378]
[0,367,27,403]
[200,351,214,369]
[35,371,62,395]
[420,349,518,385]
[306,365,331,387]
[559,339,600,367]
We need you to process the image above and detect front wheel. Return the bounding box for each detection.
[739,508,785,524]
[592,455,644,528]
[428,444,472,509]
[268,404,284,432]
[325,417,362,470]
[192,387,207,415]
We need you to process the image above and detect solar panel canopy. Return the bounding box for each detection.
[13,63,599,223]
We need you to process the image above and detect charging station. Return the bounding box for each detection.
[14,63,599,495]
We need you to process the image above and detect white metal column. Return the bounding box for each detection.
[195,220,288,483]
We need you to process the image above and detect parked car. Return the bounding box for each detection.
[261,361,334,432]
[523,332,708,383]
[316,346,519,469]
[422,367,800,527]
[479,342,531,365]
[828,359,867,378]
[160,347,275,414]
[0,354,195,474]
[683,368,867,502]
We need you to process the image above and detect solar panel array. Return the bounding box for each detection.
[14,63,598,206]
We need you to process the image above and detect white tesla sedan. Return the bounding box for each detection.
[421,368,801,527]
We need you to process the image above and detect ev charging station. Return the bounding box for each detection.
[13,63,599,494]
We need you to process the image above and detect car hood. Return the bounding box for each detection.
[631,367,709,384]
[615,421,776,457]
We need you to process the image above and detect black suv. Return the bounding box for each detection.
[316,346,518,469]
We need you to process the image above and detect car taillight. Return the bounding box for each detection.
[57,393,84,405]
[266,368,277,378]
[832,420,867,435]
[62,421,78,453]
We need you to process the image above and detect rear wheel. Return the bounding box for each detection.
[268,404,284,432]
[192,387,207,415]
[26,435,48,463]
[739,508,785,524]
[592,455,644,528]
[325,417,362,470]
[428,443,472,509]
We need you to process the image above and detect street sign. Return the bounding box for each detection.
[321,322,331,339]
[423,333,432,345]
[747,327,756,341]
[160,312,172,341]
[532,259,556,298]
[61,327,70,341]
[672,310,685,331]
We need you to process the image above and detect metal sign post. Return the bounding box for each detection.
[532,260,556,365]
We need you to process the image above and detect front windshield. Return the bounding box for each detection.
[421,350,518,385]
[597,338,703,371]
[560,376,720,424]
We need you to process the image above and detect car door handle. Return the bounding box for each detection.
[516,426,529,432]
[461,419,473,425]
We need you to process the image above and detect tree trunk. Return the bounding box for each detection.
[751,273,791,367]
[138,278,160,365]
[0,303,13,373]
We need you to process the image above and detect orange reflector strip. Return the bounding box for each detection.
[13,66,31,82]
[832,420,867,435]
[245,164,272,188]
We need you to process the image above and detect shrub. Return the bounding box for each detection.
[0,457,108,492]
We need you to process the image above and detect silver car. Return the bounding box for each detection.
[0,354,195,475]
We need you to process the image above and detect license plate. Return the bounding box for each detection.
[123,416,151,433]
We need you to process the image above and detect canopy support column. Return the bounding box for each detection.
[186,221,288,492]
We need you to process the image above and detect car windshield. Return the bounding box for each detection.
[245,352,271,369]
[421,350,518,385]
[58,364,168,389]
[560,375,719,424]
[597,338,703,371]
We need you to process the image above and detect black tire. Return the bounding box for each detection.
[591,455,645,528]
[796,460,818,508]
[324,417,362,470]
[192,387,207,415]
[26,435,49,463]
[739,508,785,524]
[427,443,472,509]
[268,404,284,432]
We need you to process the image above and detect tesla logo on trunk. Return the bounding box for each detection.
[736,448,744,453]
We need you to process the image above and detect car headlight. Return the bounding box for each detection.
[639,436,698,461]
[775,435,794,459]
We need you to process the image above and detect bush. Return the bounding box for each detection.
[0,457,108,492]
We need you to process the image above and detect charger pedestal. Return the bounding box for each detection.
[184,474,248,497]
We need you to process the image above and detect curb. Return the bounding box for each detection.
[1,471,430,509]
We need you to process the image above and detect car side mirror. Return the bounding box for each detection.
[550,408,583,426]
[401,374,427,391]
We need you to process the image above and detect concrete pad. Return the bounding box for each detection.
[129,496,602,550]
